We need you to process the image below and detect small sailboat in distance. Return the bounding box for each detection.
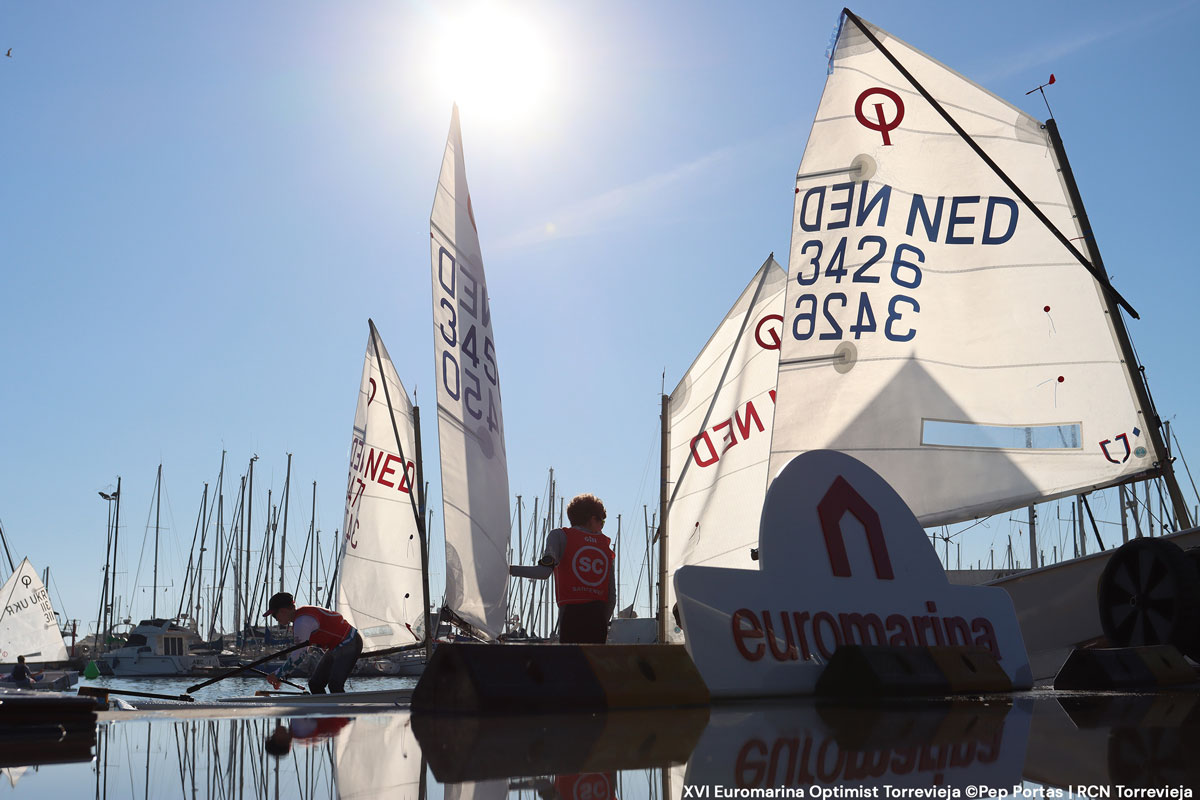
[0,558,76,691]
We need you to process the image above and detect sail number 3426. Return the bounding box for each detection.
[793,235,920,342]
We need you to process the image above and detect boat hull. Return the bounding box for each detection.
[988,527,1200,681]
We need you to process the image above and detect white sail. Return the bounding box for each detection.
[770,11,1156,526]
[0,558,68,663]
[665,255,786,640]
[430,105,511,638]
[338,326,426,651]
[335,713,422,800]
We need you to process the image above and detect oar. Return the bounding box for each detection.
[79,686,194,703]
[187,641,308,694]
[243,665,308,692]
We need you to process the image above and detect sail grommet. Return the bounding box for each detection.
[850,154,876,181]
[834,341,857,374]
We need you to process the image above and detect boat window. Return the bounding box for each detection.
[126,634,148,647]
[138,646,151,653]
[921,419,1082,450]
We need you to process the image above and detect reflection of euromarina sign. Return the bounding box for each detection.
[675,450,1031,698]
[684,702,1031,793]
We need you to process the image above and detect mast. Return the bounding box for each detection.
[246,455,256,636]
[0,518,15,574]
[109,477,122,636]
[1044,118,1192,530]
[367,319,432,657]
[309,481,316,602]
[279,453,292,592]
[153,463,162,618]
[413,405,433,660]
[657,393,669,642]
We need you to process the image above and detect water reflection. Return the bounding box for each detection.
[5,692,1200,796]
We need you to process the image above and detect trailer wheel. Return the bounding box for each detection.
[1097,538,1200,651]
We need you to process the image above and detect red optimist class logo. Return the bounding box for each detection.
[855,87,904,145]
[571,545,609,587]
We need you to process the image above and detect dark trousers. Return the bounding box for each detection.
[308,631,363,694]
[559,601,610,644]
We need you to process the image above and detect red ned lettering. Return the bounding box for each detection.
[365,448,385,481]
[735,402,764,440]
[812,611,841,660]
[691,432,718,468]
[713,418,737,453]
[972,618,999,655]
[378,454,400,488]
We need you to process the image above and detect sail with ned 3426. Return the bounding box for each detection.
[769,9,1172,527]
[429,106,511,639]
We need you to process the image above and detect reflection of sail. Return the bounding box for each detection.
[771,11,1156,526]
[430,105,511,638]
[664,256,786,641]
[444,780,508,800]
[335,713,422,800]
[0,558,67,663]
[338,327,425,651]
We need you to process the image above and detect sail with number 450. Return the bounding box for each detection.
[429,106,511,639]
[337,323,427,651]
[768,9,1187,528]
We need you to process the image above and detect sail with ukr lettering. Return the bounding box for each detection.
[429,105,511,638]
[769,10,1162,525]
[338,325,426,651]
[664,255,786,640]
[0,558,68,663]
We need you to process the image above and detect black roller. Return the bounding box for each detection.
[1097,538,1200,652]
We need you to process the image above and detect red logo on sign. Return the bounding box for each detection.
[855,87,904,146]
[817,476,894,580]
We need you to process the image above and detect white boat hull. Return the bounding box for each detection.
[988,527,1200,681]
[101,653,194,677]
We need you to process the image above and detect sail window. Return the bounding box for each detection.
[921,419,1082,450]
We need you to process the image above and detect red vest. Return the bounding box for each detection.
[295,606,353,649]
[554,774,615,800]
[554,528,613,606]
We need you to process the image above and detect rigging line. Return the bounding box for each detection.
[1171,427,1200,515]
[664,255,776,522]
[841,9,1139,320]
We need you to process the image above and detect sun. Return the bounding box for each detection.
[432,5,554,128]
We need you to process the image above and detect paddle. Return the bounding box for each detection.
[79,686,194,703]
[187,641,308,694]
[244,665,308,693]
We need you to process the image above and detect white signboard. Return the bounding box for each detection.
[675,450,1031,697]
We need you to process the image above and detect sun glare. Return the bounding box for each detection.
[433,5,553,128]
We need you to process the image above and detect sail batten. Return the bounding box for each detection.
[769,10,1159,527]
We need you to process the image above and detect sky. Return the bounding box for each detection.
[2,0,1199,637]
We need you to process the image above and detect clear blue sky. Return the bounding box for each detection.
[3,1,1198,634]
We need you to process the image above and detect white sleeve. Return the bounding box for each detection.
[292,614,319,644]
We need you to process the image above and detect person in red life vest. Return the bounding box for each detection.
[510,493,616,643]
[265,717,351,757]
[262,592,363,693]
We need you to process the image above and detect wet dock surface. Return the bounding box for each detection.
[4,683,1198,797]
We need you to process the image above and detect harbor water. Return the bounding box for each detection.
[4,683,1198,798]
